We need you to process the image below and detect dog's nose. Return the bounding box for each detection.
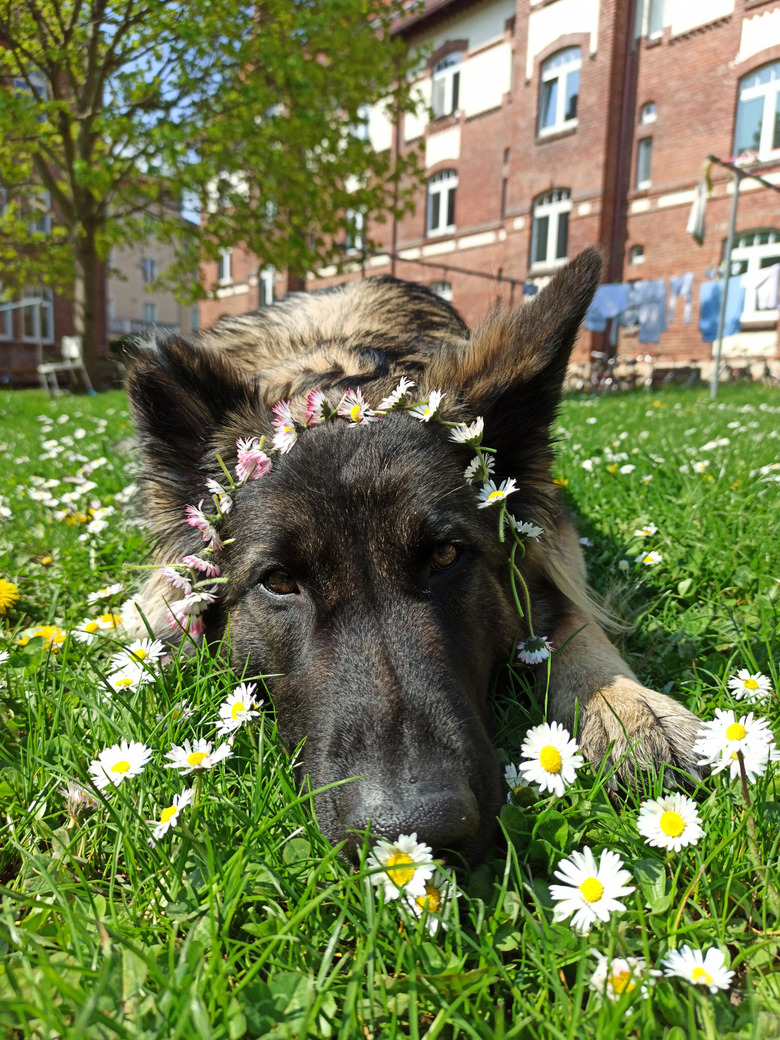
[348,781,481,853]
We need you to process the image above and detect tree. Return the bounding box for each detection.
[0,0,423,383]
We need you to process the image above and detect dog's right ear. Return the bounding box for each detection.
[126,334,262,511]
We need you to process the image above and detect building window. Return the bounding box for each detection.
[217,248,232,285]
[259,267,275,307]
[734,62,780,160]
[191,306,200,333]
[636,0,664,39]
[141,257,157,284]
[27,190,51,235]
[629,244,645,265]
[143,301,157,324]
[426,169,457,236]
[22,288,54,344]
[729,229,780,323]
[640,101,656,124]
[0,296,11,341]
[431,53,461,119]
[538,47,580,135]
[429,281,453,302]
[531,189,570,268]
[636,138,652,188]
[350,103,370,140]
[344,208,364,253]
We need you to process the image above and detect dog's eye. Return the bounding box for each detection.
[261,569,299,595]
[431,543,460,570]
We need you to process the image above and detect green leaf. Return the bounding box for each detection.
[633,857,671,913]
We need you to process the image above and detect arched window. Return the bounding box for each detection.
[426,170,457,236]
[734,62,780,159]
[639,101,656,124]
[531,189,570,268]
[429,281,453,302]
[538,48,580,135]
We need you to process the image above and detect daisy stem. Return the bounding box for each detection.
[193,771,204,808]
[509,542,534,635]
[738,751,780,915]
[215,453,237,490]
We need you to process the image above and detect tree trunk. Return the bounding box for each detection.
[73,225,105,389]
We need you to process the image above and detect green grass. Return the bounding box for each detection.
[0,384,779,1040]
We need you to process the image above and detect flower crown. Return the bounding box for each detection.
[162,380,544,648]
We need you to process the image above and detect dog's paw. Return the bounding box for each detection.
[575,678,703,787]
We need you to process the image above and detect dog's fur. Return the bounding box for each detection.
[126,247,701,861]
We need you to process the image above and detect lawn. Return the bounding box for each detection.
[0,384,779,1040]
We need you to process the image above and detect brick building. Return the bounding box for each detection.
[201,0,780,377]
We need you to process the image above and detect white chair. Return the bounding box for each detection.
[37,335,94,395]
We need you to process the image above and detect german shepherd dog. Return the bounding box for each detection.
[126,247,701,862]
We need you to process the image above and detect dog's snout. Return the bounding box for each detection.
[348,780,481,854]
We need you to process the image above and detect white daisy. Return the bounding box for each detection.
[449,417,484,446]
[87,582,124,603]
[693,709,778,782]
[635,550,663,566]
[89,740,152,790]
[338,387,377,425]
[692,460,710,474]
[464,454,494,484]
[477,478,518,509]
[271,400,298,453]
[164,738,233,774]
[619,464,636,475]
[517,635,554,665]
[155,700,196,724]
[506,517,543,540]
[377,377,416,411]
[403,871,455,935]
[661,945,734,993]
[366,832,434,901]
[148,788,195,840]
[214,682,263,737]
[727,668,773,703]
[517,721,584,796]
[0,650,9,666]
[504,763,526,799]
[112,638,166,672]
[72,617,102,644]
[636,793,703,851]
[549,847,634,934]
[589,952,657,1001]
[61,780,101,817]
[632,523,658,538]
[106,662,153,693]
[409,389,445,422]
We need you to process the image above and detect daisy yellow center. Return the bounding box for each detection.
[416,883,441,913]
[350,404,362,421]
[231,701,245,719]
[111,759,131,774]
[100,613,121,625]
[386,851,416,886]
[659,810,686,838]
[85,621,99,633]
[579,877,604,903]
[726,722,747,741]
[115,677,134,688]
[744,678,759,690]
[160,805,178,824]
[487,490,505,501]
[187,751,208,766]
[609,971,636,995]
[692,967,713,985]
[132,648,148,660]
[643,555,654,563]
[538,745,562,773]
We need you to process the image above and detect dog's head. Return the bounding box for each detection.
[126,247,602,861]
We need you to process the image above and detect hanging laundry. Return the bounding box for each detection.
[698,275,746,342]
[636,280,668,344]
[757,263,780,311]
[668,272,695,323]
[583,283,631,332]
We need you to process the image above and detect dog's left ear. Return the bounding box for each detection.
[429,246,602,467]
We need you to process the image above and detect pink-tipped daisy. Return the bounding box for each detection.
[184,501,222,549]
[180,554,221,577]
[235,437,272,482]
[517,635,554,665]
[272,400,298,453]
[338,387,378,425]
[305,388,330,425]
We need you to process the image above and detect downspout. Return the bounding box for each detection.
[608,0,637,287]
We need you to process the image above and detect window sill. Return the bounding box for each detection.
[529,259,568,275]
[426,227,456,239]
[538,122,578,143]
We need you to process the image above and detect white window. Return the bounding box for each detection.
[636,138,652,188]
[538,48,580,135]
[27,190,51,235]
[259,267,275,307]
[429,281,453,302]
[143,301,157,324]
[640,102,656,124]
[344,209,364,253]
[734,62,780,160]
[636,0,664,39]
[426,170,457,236]
[350,103,370,141]
[729,229,780,324]
[22,288,54,344]
[217,248,232,285]
[531,189,570,268]
[629,244,645,265]
[191,306,200,332]
[141,257,157,284]
[431,53,461,119]
[0,298,11,341]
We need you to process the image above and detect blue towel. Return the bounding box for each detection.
[584,284,632,332]
[699,276,746,342]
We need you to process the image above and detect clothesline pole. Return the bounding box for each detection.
[710,169,742,401]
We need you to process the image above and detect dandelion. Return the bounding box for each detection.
[272,400,298,452]
[164,738,233,774]
[727,668,773,703]
[661,946,734,993]
[633,523,658,537]
[517,721,584,796]
[97,611,124,631]
[549,847,634,934]
[409,389,445,422]
[403,871,455,935]
[16,625,67,651]
[0,579,20,614]
[235,437,272,482]
[87,582,124,603]
[636,793,703,851]
[589,952,657,1001]
[148,788,194,841]
[215,682,263,737]
[89,739,152,790]
[366,833,434,901]
[517,635,554,665]
[477,478,518,509]
[635,550,663,566]
[449,417,484,446]
[338,387,378,425]
[377,377,415,411]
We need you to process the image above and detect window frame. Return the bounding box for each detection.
[217,248,233,285]
[21,288,54,345]
[530,188,571,269]
[426,169,457,238]
[733,62,780,160]
[141,257,157,284]
[142,301,158,324]
[636,137,652,189]
[729,229,780,325]
[344,208,365,254]
[431,53,462,120]
[538,47,581,137]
